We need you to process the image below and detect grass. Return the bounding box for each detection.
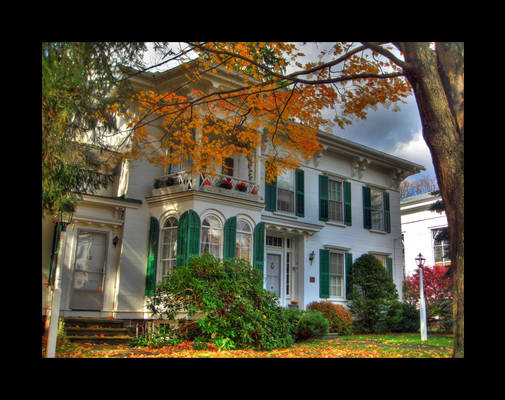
[42,332,453,358]
[338,332,454,348]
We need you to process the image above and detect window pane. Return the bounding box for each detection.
[278,188,294,212]
[277,170,294,190]
[201,216,223,258]
[329,253,344,297]
[329,200,343,222]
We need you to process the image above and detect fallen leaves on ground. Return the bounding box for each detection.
[42,336,452,358]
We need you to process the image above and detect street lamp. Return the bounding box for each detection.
[415,253,428,342]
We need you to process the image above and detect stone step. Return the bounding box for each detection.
[65,327,129,337]
[64,317,124,329]
[319,332,340,340]
[63,317,131,344]
[65,335,131,344]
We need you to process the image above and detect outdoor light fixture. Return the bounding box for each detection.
[309,251,315,265]
[415,253,428,342]
[113,236,120,247]
[57,201,75,231]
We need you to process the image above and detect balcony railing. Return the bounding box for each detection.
[152,171,260,201]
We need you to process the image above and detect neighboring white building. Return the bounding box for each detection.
[400,191,450,277]
[42,63,425,322]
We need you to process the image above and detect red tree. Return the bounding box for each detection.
[403,266,453,330]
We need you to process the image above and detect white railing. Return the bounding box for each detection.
[154,171,195,191]
[199,173,259,195]
[152,171,259,198]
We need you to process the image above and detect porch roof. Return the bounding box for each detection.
[261,215,324,236]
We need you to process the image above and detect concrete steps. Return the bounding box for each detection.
[63,317,130,344]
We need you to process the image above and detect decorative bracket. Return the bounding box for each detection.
[391,169,411,189]
[313,145,327,168]
[351,157,370,179]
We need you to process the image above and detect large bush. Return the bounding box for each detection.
[403,265,453,332]
[347,254,402,333]
[286,308,329,341]
[147,254,294,351]
[306,301,352,335]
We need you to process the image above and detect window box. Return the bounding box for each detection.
[236,182,248,192]
[219,179,233,189]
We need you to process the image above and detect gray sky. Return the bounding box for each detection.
[143,42,435,182]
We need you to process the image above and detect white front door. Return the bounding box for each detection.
[70,230,107,311]
[266,253,281,297]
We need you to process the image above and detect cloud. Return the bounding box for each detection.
[392,130,435,180]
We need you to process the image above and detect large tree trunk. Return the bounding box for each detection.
[397,42,464,358]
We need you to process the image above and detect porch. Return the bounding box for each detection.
[152,171,261,203]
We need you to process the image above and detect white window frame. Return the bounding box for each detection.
[328,178,344,223]
[432,227,451,266]
[277,169,295,214]
[158,216,178,283]
[236,218,253,264]
[329,251,345,299]
[200,213,224,260]
[370,188,385,231]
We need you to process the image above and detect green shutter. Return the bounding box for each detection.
[319,175,329,221]
[383,191,391,233]
[188,210,201,259]
[362,186,372,229]
[223,216,237,260]
[145,217,160,296]
[295,169,305,217]
[345,252,353,299]
[386,257,393,279]
[265,177,277,211]
[176,210,201,268]
[253,222,265,276]
[319,249,330,298]
[344,181,352,226]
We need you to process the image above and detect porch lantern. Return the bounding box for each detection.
[57,200,75,231]
[309,250,315,265]
[415,253,428,342]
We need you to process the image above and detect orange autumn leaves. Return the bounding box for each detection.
[48,338,452,358]
[112,43,412,182]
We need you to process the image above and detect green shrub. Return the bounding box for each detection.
[306,301,352,336]
[392,303,420,332]
[128,324,181,348]
[289,309,329,340]
[147,254,294,351]
[348,254,402,334]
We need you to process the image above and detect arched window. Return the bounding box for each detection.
[201,215,223,259]
[236,219,253,263]
[159,216,178,281]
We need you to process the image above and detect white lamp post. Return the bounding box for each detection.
[45,204,74,358]
[415,253,428,342]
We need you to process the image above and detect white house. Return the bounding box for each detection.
[400,191,450,277]
[42,63,425,324]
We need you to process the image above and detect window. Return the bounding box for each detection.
[433,228,450,266]
[222,157,234,177]
[277,169,294,213]
[236,219,252,263]
[329,252,345,298]
[266,235,283,247]
[373,253,387,267]
[159,216,178,281]
[328,179,343,223]
[371,188,384,231]
[201,215,223,259]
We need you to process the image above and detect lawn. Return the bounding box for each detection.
[42,333,453,358]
